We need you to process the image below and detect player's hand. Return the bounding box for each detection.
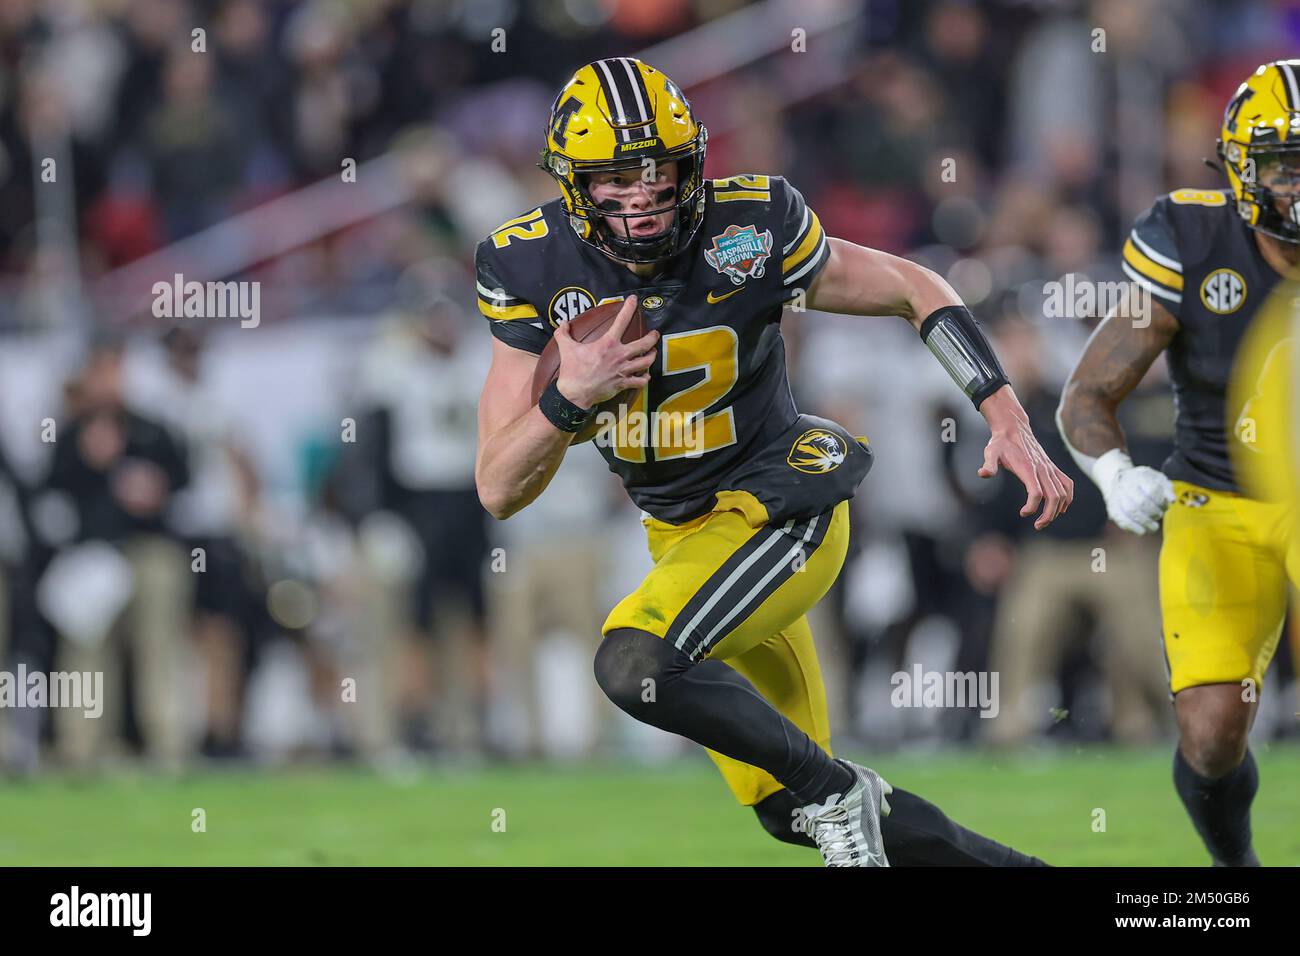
[1093,450,1174,535]
[978,414,1075,530]
[554,295,658,408]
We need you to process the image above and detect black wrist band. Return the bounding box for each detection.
[919,305,1010,409]
[538,379,595,433]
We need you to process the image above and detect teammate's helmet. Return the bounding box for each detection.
[1218,60,1300,244]
[540,58,708,265]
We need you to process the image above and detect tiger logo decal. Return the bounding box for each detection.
[787,428,847,475]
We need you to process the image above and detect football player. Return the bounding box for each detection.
[1058,61,1300,866]
[475,58,1072,866]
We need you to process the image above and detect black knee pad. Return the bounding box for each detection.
[593,628,687,716]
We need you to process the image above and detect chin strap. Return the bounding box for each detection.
[597,217,680,264]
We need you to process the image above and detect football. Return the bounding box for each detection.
[530,299,648,444]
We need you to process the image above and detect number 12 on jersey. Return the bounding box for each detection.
[611,325,739,463]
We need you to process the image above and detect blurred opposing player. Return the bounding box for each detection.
[1230,280,1300,732]
[475,58,1071,866]
[1058,61,1300,866]
[1231,281,1299,512]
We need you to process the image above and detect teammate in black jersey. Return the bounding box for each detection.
[1059,60,1300,866]
[475,57,1072,866]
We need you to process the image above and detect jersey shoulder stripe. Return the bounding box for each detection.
[474,241,540,322]
[1122,238,1182,304]
[474,202,567,354]
[1121,189,1245,313]
[773,176,829,288]
[783,208,826,285]
[1122,193,1185,308]
[700,174,829,288]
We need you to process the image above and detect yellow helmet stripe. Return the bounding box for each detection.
[783,211,824,274]
[1122,238,1184,292]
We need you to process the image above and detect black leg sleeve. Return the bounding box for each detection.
[1174,747,1259,866]
[880,787,1049,866]
[753,783,1047,865]
[754,790,817,848]
[595,628,852,805]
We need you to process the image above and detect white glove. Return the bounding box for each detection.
[1091,449,1175,535]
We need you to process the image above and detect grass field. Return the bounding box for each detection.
[2,744,1298,865]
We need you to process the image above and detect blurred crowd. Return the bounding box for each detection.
[0,0,1298,774]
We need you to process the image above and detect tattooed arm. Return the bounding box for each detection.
[1056,295,1180,533]
[1057,297,1179,455]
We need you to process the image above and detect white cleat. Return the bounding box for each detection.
[800,760,893,867]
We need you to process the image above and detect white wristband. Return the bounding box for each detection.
[1090,448,1133,492]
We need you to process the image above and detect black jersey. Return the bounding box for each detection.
[1121,188,1286,492]
[474,175,873,525]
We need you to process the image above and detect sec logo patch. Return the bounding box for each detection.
[549,286,595,326]
[1200,269,1246,314]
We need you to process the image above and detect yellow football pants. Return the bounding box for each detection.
[603,494,850,805]
[1160,480,1300,694]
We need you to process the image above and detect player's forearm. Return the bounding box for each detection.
[979,385,1030,434]
[1056,381,1127,458]
[476,407,574,519]
[1055,381,1129,481]
[1053,304,1176,477]
[895,260,964,331]
[810,239,1014,410]
[1057,367,1174,535]
[808,238,961,326]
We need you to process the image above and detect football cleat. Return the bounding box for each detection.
[800,760,893,867]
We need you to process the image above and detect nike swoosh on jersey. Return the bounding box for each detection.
[706,287,744,304]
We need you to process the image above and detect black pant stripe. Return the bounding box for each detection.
[661,521,793,651]
[663,513,832,661]
[689,516,831,660]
